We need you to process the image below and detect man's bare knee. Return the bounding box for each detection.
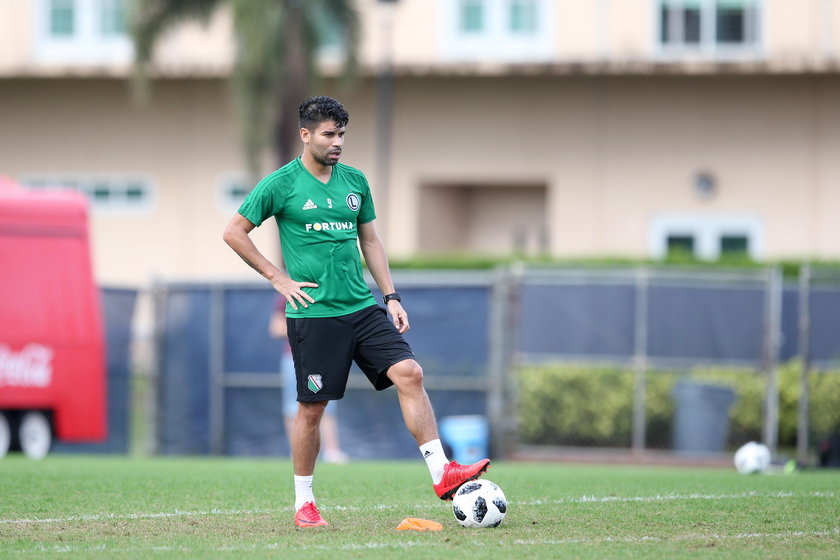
[297,401,327,427]
[388,359,424,389]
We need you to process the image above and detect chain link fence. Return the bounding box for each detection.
[149,266,840,462]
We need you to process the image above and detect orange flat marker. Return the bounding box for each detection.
[395,518,444,531]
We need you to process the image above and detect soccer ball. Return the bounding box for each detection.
[452,479,507,528]
[734,441,771,474]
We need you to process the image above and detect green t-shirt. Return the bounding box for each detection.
[238,158,377,318]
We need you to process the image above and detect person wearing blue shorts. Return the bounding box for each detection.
[269,299,347,464]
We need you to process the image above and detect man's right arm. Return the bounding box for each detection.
[223,213,318,310]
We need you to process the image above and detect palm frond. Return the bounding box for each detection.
[129,0,224,102]
[320,0,360,79]
[229,0,287,178]
[128,0,362,172]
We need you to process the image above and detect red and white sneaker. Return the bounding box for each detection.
[294,501,329,527]
[433,459,491,501]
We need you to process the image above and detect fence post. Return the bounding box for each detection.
[762,266,783,455]
[632,267,649,452]
[150,281,165,456]
[209,286,226,456]
[487,264,520,460]
[797,264,812,464]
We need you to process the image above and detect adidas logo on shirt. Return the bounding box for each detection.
[302,199,318,210]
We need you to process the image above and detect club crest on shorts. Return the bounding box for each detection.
[307,374,323,394]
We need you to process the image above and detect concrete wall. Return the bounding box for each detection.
[4,1,840,75]
[0,78,274,284]
[3,72,839,286]
[2,1,840,287]
[382,73,840,260]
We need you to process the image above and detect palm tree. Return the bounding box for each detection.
[131,0,360,177]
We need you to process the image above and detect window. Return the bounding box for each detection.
[36,0,132,65]
[717,1,753,44]
[658,0,760,57]
[125,184,146,203]
[311,0,348,64]
[99,0,127,36]
[442,0,554,63]
[660,1,701,45]
[460,0,484,33]
[666,235,696,257]
[91,182,111,203]
[20,175,154,214]
[48,0,76,37]
[720,234,749,256]
[219,175,251,213]
[509,0,537,33]
[649,214,763,260]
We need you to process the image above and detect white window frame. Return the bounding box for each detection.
[18,174,156,216]
[649,214,764,260]
[440,0,554,63]
[35,0,132,66]
[653,0,763,61]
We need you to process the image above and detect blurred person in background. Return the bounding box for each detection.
[223,96,490,528]
[268,295,348,465]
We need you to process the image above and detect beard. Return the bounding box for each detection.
[313,149,341,167]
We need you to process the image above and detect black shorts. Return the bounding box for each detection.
[286,304,415,402]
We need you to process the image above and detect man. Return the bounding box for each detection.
[223,96,489,528]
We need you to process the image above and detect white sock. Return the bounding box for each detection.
[294,475,315,510]
[420,439,449,484]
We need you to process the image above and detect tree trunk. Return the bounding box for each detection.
[274,1,310,167]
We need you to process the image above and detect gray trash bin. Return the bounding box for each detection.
[672,381,736,453]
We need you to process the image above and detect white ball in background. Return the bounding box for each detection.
[734,441,772,474]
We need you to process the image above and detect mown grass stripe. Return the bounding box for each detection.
[14,527,839,555]
[2,490,834,525]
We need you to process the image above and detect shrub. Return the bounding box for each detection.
[517,362,840,450]
[518,365,634,447]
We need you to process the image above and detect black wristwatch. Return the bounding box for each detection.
[383,292,401,304]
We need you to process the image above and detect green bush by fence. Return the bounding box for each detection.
[518,361,840,450]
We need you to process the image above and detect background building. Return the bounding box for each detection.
[1,0,840,289]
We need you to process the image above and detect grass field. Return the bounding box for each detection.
[1,456,838,559]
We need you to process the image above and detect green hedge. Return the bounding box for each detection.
[386,255,840,277]
[518,361,840,449]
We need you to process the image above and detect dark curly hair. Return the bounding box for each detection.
[299,96,350,131]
